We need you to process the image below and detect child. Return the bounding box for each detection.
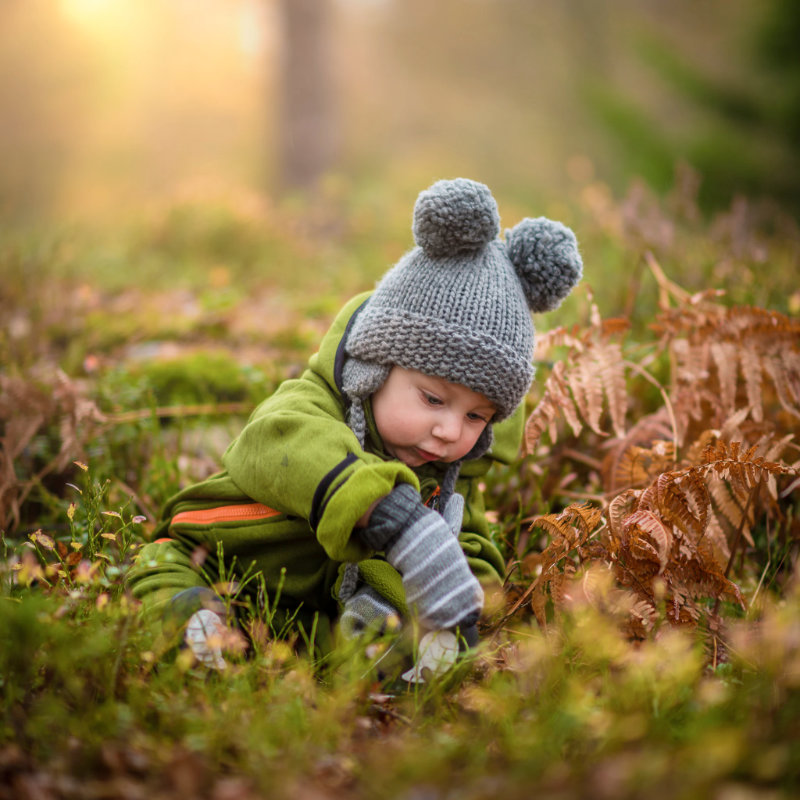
[128,178,582,669]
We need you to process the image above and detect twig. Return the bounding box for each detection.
[561,448,604,471]
[106,402,253,425]
[554,489,607,503]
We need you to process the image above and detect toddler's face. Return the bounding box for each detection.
[371,367,495,468]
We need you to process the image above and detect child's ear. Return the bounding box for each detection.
[505,217,583,313]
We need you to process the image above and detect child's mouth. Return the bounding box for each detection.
[415,447,443,462]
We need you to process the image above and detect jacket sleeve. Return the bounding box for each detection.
[456,475,507,585]
[222,369,419,565]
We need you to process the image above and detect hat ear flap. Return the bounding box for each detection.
[505,217,583,313]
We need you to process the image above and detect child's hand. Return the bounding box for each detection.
[339,584,401,638]
[387,508,483,629]
[359,484,483,631]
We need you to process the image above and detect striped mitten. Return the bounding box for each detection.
[360,484,483,631]
[339,584,400,638]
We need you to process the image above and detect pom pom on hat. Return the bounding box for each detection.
[412,178,500,257]
[505,217,583,313]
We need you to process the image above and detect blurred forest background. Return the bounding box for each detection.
[2,0,799,228]
[3,4,800,797]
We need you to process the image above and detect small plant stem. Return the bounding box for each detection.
[622,359,679,461]
[723,478,761,581]
[113,477,157,524]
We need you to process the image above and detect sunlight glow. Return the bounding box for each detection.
[60,0,120,27]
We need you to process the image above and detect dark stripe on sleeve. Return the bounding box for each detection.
[309,452,359,531]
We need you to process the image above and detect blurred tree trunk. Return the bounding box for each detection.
[277,0,338,193]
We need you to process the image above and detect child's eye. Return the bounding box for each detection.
[467,412,488,423]
[423,392,443,406]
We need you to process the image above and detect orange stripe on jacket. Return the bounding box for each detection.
[169,503,281,528]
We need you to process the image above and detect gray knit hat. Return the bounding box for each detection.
[343,178,582,432]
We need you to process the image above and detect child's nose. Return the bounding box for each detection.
[432,413,462,442]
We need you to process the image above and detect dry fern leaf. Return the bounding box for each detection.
[562,501,604,535]
[623,509,673,573]
[596,341,628,437]
[530,512,578,551]
[707,475,754,547]
[568,353,607,436]
[602,408,675,492]
[763,353,800,421]
[550,360,583,438]
[703,506,732,565]
[739,344,763,422]
[524,386,560,453]
[626,598,658,638]
[711,341,739,416]
[611,446,653,490]
[657,473,709,540]
[607,489,639,539]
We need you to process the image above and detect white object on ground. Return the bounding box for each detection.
[184,608,228,670]
[401,629,459,684]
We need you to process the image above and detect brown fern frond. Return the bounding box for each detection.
[570,354,606,435]
[561,501,604,535]
[782,348,800,405]
[718,406,753,442]
[550,360,583,438]
[607,489,639,539]
[669,472,710,539]
[762,433,794,464]
[671,338,711,396]
[511,503,606,630]
[700,439,793,487]
[623,509,673,573]
[533,325,584,358]
[711,341,739,416]
[626,598,658,639]
[670,536,745,609]
[704,506,732,565]
[739,344,763,422]
[596,341,628,437]
[524,385,560,454]
[601,317,632,338]
[530,583,547,628]
[764,353,800,421]
[611,446,656,491]
[682,428,719,466]
[550,566,577,616]
[530,503,600,549]
[707,475,754,547]
[602,407,675,492]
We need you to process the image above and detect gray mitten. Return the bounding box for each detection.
[441,492,464,536]
[360,484,483,631]
[339,584,401,639]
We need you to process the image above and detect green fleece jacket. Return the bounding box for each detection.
[128,292,522,633]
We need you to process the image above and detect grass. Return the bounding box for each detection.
[1,176,799,798]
